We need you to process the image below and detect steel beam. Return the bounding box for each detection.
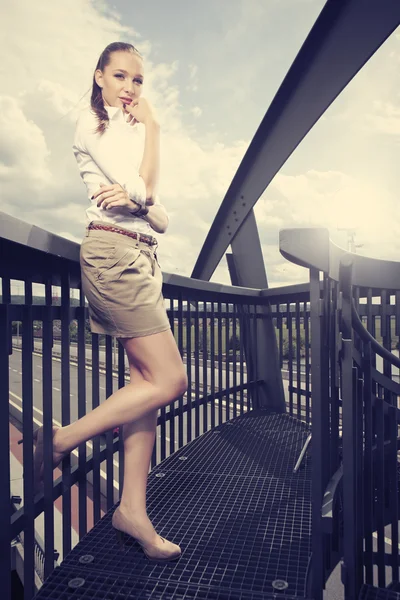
[192,0,400,282]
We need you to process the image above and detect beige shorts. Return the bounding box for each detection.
[79,223,171,338]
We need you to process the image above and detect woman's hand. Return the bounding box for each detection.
[92,183,140,212]
[124,97,158,126]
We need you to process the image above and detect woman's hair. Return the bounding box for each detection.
[91,42,142,135]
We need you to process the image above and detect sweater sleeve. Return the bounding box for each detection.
[75,112,146,207]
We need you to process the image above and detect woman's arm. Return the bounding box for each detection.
[140,203,169,234]
[139,120,160,204]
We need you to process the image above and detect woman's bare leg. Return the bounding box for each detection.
[52,329,187,458]
[119,388,158,513]
[117,361,161,545]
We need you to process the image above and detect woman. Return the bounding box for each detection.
[36,42,187,562]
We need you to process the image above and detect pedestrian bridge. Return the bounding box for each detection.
[3,2,400,599]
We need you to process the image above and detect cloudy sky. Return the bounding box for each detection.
[2,0,400,288]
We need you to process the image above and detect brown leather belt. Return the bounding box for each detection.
[88,222,157,246]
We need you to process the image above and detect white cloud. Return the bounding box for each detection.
[0,0,251,283]
[254,167,400,286]
[190,106,203,118]
[0,96,54,213]
[2,0,400,292]
[187,63,199,92]
[363,101,400,136]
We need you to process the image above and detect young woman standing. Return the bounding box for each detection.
[34,42,187,562]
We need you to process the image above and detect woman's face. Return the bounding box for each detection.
[95,51,144,112]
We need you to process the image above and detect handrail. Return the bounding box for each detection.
[280,227,400,292]
[351,301,400,369]
[338,254,400,369]
[0,211,263,299]
[321,464,343,530]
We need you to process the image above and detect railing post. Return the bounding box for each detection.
[0,303,11,600]
[340,257,363,600]
[227,210,285,412]
[309,267,325,600]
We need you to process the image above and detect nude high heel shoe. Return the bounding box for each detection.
[112,506,181,562]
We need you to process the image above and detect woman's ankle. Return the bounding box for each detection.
[118,500,148,518]
[53,426,72,455]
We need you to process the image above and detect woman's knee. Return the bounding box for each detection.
[119,330,188,399]
[160,368,188,402]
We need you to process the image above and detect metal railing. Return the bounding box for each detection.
[280,227,400,600]
[6,218,400,600]
[1,214,278,600]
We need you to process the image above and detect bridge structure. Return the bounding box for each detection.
[2,1,400,599]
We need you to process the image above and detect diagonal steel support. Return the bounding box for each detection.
[226,210,285,412]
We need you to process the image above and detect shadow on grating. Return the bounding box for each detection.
[359,585,400,600]
[35,410,312,600]
[151,410,311,480]
[34,566,310,599]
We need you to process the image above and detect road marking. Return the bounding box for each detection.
[34,379,40,383]
[13,369,18,373]
[372,531,400,550]
[53,387,60,391]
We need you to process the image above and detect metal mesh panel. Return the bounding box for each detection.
[34,410,312,600]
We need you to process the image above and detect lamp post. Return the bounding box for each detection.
[337,227,363,254]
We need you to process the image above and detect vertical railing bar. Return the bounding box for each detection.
[210,301,216,428]
[77,284,88,538]
[43,280,55,578]
[388,403,399,582]
[217,301,223,425]
[375,392,386,588]
[91,333,101,525]
[239,304,245,413]
[304,302,310,425]
[253,303,259,409]
[232,303,237,419]
[381,291,392,405]
[169,297,176,456]
[329,284,339,476]
[105,336,114,510]
[60,274,72,558]
[395,290,400,335]
[202,299,208,432]
[178,293,184,449]
[194,300,200,437]
[278,305,283,370]
[225,302,230,419]
[245,303,254,410]
[186,298,192,445]
[0,303,11,600]
[117,340,125,497]
[21,282,35,600]
[363,343,374,584]
[295,302,301,420]
[355,368,364,588]
[287,302,293,415]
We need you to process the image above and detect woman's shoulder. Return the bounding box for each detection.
[73,106,102,150]
[75,104,98,129]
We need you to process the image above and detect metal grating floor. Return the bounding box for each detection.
[359,585,400,600]
[34,409,312,600]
